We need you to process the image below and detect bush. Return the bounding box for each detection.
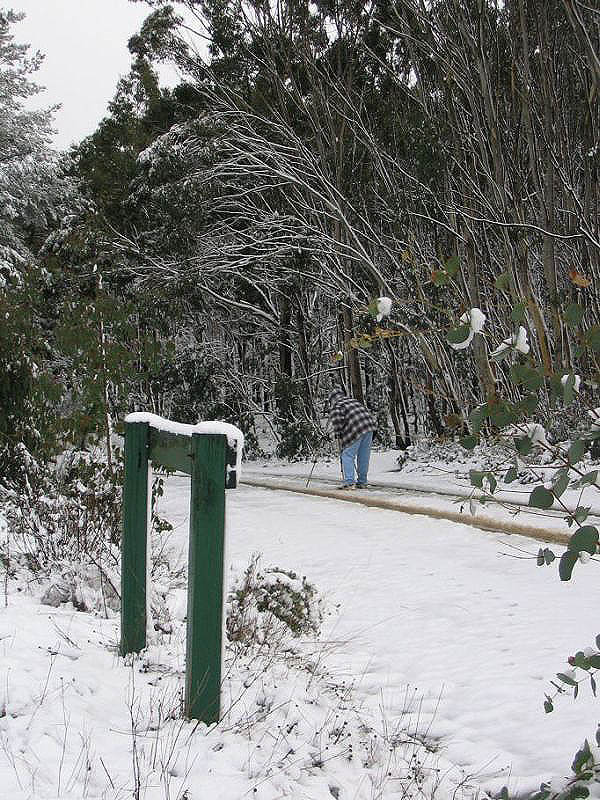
[226,554,324,650]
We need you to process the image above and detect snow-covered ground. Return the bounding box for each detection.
[1,471,599,799]
[245,447,600,534]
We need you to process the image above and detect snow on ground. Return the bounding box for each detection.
[245,447,600,533]
[2,473,599,799]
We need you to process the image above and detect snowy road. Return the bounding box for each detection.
[160,477,600,796]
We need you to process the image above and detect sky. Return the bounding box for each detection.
[13,0,199,151]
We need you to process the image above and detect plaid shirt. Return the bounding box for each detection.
[327,389,377,450]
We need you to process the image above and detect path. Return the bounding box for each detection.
[158,475,600,798]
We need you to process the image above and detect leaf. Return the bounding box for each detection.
[564,303,585,328]
[510,364,544,392]
[444,413,463,429]
[586,326,600,353]
[557,672,578,687]
[568,269,592,288]
[515,436,533,456]
[447,324,472,345]
[569,439,586,465]
[563,373,576,405]
[445,255,460,275]
[588,655,600,669]
[591,675,597,697]
[559,550,579,581]
[529,486,554,509]
[367,300,379,318]
[519,394,539,415]
[511,301,527,323]
[567,525,599,555]
[544,548,556,565]
[536,548,545,566]
[431,269,449,287]
[469,470,485,489]
[552,469,570,498]
[583,471,598,486]
[595,634,600,651]
[504,466,518,483]
[495,272,510,290]
[571,740,592,774]
[575,507,591,524]
[469,403,489,434]
[543,698,554,713]
[460,435,478,451]
[490,404,517,428]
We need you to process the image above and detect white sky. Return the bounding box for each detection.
[13,0,198,151]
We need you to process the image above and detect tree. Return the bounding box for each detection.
[0,10,76,479]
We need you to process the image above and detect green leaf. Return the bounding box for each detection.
[460,435,478,451]
[573,651,589,669]
[563,373,576,405]
[543,698,554,714]
[510,364,544,392]
[553,469,570,498]
[367,300,379,318]
[490,404,517,428]
[495,272,510,291]
[445,255,460,276]
[557,672,577,687]
[559,550,579,581]
[504,466,518,483]
[575,507,591,524]
[544,548,556,565]
[572,740,593,775]
[515,436,533,455]
[499,787,509,800]
[536,548,544,566]
[511,302,527,323]
[567,525,599,555]
[586,325,600,352]
[569,439,586,465]
[519,394,539,415]
[431,269,450,287]
[469,403,489,434]
[580,471,598,487]
[447,324,471,345]
[564,303,585,328]
[588,655,600,669]
[469,470,484,489]
[529,486,554,509]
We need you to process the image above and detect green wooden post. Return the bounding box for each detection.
[185,433,227,722]
[120,421,150,656]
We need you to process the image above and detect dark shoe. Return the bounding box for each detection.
[336,483,355,490]
[355,483,368,489]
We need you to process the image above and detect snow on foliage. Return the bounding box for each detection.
[504,421,549,448]
[375,295,392,321]
[561,373,581,393]
[448,307,486,350]
[490,325,530,359]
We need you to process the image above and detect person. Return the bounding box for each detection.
[326,387,377,489]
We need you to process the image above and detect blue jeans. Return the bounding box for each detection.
[340,431,373,485]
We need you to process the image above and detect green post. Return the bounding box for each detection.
[185,433,227,722]
[120,421,150,656]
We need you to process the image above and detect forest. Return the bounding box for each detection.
[1,0,598,478]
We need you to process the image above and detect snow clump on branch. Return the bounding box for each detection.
[560,374,581,393]
[375,296,392,322]
[490,325,530,359]
[448,307,486,351]
[503,422,549,448]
